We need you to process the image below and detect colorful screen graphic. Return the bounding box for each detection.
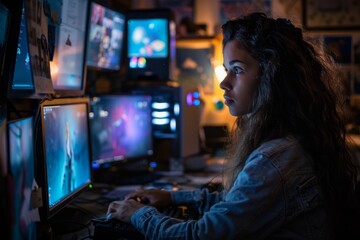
[127,19,168,59]
[90,95,153,165]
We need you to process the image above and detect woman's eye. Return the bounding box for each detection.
[233,67,243,75]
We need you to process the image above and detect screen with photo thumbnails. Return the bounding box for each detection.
[86,2,125,70]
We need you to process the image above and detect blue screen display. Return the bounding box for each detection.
[12,5,34,90]
[42,102,91,208]
[0,3,9,75]
[90,95,153,165]
[8,117,36,239]
[127,19,168,58]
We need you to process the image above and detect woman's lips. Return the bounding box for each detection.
[224,96,234,106]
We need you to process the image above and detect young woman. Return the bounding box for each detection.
[107,13,360,239]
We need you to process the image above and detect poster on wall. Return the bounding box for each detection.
[354,36,360,65]
[352,66,360,94]
[176,38,215,94]
[25,0,54,94]
[303,0,360,30]
[323,36,352,64]
[220,0,272,24]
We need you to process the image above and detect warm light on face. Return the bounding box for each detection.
[215,65,226,82]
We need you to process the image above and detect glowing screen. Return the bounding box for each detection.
[42,102,91,208]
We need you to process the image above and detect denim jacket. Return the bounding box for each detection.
[131,137,332,239]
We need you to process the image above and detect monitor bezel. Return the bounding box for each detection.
[86,0,125,72]
[37,97,92,220]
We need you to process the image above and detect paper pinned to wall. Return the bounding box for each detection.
[25,0,54,94]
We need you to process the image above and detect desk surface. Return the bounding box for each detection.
[48,156,224,239]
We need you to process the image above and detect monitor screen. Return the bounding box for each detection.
[39,97,92,219]
[127,18,168,58]
[0,3,9,77]
[86,2,125,71]
[11,3,34,91]
[0,103,7,176]
[8,116,36,239]
[50,0,89,96]
[126,9,176,81]
[89,95,153,167]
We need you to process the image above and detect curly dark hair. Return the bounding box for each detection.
[221,12,359,237]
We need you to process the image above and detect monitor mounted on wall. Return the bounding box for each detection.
[86,1,125,71]
[4,1,35,99]
[125,9,176,82]
[49,0,89,97]
[0,3,9,81]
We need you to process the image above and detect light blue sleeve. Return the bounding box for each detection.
[170,188,224,215]
[131,153,285,240]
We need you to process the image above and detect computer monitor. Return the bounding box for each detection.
[37,97,92,225]
[0,3,9,79]
[126,9,176,81]
[7,116,36,239]
[0,104,6,176]
[89,95,153,169]
[0,106,9,239]
[6,1,35,98]
[49,0,89,97]
[86,1,125,71]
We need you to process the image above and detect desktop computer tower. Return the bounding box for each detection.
[128,84,201,171]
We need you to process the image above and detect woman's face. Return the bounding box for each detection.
[220,40,260,116]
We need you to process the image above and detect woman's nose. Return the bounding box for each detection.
[219,76,230,91]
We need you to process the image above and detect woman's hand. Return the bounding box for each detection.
[107,199,144,223]
[125,189,172,208]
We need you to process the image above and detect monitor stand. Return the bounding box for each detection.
[47,206,92,235]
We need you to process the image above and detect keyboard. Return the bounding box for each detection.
[92,206,199,239]
[92,218,144,240]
